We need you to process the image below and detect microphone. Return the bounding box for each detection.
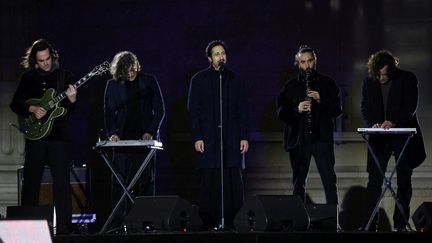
[218,61,225,71]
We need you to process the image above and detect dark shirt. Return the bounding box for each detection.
[277,72,342,150]
[104,73,165,140]
[360,68,426,169]
[380,79,392,119]
[188,66,249,169]
[123,79,144,139]
[10,68,75,141]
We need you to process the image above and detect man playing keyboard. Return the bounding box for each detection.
[360,50,426,232]
[104,51,165,232]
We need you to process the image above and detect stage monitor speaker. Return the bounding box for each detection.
[412,202,432,232]
[234,195,310,232]
[6,205,55,233]
[126,195,202,232]
[304,203,338,231]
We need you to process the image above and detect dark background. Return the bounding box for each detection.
[1,0,431,229]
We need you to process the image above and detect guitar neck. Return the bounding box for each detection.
[49,61,109,106]
[52,72,95,104]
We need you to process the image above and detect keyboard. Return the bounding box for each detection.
[95,140,163,149]
[357,128,416,134]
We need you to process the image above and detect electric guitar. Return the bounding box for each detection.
[18,62,110,140]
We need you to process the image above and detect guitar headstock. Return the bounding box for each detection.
[91,61,110,76]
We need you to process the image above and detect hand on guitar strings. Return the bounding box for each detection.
[66,84,77,103]
[29,105,46,119]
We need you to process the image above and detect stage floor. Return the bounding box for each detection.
[53,231,431,243]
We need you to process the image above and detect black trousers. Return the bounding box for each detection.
[22,140,72,226]
[111,150,154,227]
[199,168,244,230]
[364,136,413,229]
[288,141,338,204]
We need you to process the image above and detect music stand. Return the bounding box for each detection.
[357,128,416,231]
[93,140,163,234]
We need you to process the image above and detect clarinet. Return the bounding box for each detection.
[305,69,313,134]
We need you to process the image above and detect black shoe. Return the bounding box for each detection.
[106,224,127,234]
[393,227,409,233]
[357,225,378,232]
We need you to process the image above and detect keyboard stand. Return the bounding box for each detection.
[94,140,163,234]
[357,128,416,231]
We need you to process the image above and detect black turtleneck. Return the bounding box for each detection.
[380,79,392,119]
[123,79,144,139]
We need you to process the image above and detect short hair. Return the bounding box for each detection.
[21,39,59,69]
[110,51,141,80]
[294,44,317,66]
[367,50,399,79]
[205,40,228,57]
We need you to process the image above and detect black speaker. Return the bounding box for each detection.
[126,195,202,232]
[412,202,432,232]
[304,203,338,231]
[234,195,310,232]
[17,166,88,214]
[6,205,55,232]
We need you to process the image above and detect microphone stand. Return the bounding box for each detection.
[217,65,225,230]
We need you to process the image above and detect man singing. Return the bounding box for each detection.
[188,40,249,230]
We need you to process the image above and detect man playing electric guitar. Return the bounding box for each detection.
[10,39,77,234]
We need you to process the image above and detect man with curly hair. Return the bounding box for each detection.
[104,51,165,231]
[360,50,426,232]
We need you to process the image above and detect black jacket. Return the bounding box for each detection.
[10,68,75,141]
[277,72,342,151]
[361,68,426,169]
[104,73,165,139]
[188,66,249,169]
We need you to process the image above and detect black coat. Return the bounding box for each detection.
[188,66,249,169]
[104,73,165,139]
[10,68,75,141]
[361,68,426,169]
[277,72,342,151]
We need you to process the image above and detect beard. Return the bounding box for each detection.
[299,68,317,81]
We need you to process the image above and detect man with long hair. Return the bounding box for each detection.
[10,39,77,234]
[104,51,165,231]
[360,50,426,232]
